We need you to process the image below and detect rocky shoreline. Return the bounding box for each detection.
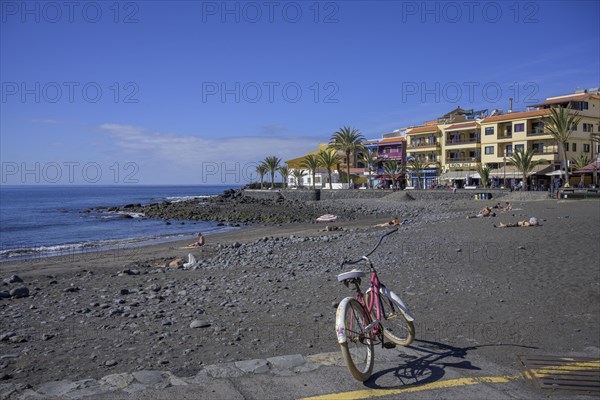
[101,188,480,225]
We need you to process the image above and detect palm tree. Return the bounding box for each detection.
[317,149,340,189]
[278,165,289,189]
[255,163,268,189]
[543,106,582,184]
[508,147,546,191]
[382,160,402,190]
[571,154,592,186]
[476,163,492,188]
[301,154,320,190]
[290,169,306,188]
[406,157,430,189]
[329,126,365,189]
[359,149,379,189]
[262,156,281,189]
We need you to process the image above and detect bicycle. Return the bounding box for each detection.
[335,227,415,381]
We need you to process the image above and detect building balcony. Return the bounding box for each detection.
[408,142,440,149]
[497,132,513,140]
[445,157,481,163]
[445,138,480,146]
[527,129,550,137]
[378,152,403,160]
[531,150,558,156]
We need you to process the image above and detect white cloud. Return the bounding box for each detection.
[98,123,321,183]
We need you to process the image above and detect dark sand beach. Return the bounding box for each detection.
[1,193,599,395]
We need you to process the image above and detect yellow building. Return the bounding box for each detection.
[285,144,345,188]
[406,125,441,164]
[479,91,600,179]
[441,120,481,170]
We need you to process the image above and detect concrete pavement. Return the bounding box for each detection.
[3,340,599,400]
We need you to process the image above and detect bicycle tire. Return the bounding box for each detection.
[338,298,374,381]
[365,289,415,346]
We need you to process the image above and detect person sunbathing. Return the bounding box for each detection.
[467,207,496,219]
[374,217,399,227]
[494,217,541,228]
[192,232,205,247]
[320,225,344,232]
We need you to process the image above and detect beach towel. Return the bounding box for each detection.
[317,214,338,222]
[183,253,197,269]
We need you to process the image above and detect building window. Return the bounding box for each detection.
[515,144,524,152]
[584,144,590,152]
[484,146,494,155]
[572,101,590,110]
[572,143,577,152]
[571,122,578,131]
[485,127,494,135]
[532,143,544,153]
[514,123,524,132]
[565,143,569,151]
[583,123,594,132]
[505,144,513,156]
[531,121,544,134]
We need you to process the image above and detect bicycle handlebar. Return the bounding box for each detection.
[340,227,398,269]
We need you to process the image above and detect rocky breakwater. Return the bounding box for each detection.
[109,189,375,224]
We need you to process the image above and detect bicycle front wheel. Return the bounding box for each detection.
[366,289,415,346]
[337,298,374,381]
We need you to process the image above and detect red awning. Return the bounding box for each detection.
[572,161,600,174]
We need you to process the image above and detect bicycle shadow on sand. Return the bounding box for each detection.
[363,339,538,390]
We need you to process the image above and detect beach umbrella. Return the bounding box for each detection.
[545,170,567,176]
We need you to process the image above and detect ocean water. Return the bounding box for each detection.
[0,185,240,261]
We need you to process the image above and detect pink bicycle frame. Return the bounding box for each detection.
[357,270,384,325]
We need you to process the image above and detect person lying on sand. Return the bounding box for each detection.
[374,217,399,227]
[320,225,344,232]
[494,217,541,228]
[467,207,496,219]
[504,202,513,211]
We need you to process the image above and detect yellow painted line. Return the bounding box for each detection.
[299,375,518,400]
[299,360,600,400]
[527,361,600,378]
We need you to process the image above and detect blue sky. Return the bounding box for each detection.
[1,0,599,185]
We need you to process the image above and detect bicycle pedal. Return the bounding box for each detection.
[382,342,396,349]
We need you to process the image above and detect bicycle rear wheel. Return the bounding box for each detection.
[366,290,415,346]
[338,298,374,381]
